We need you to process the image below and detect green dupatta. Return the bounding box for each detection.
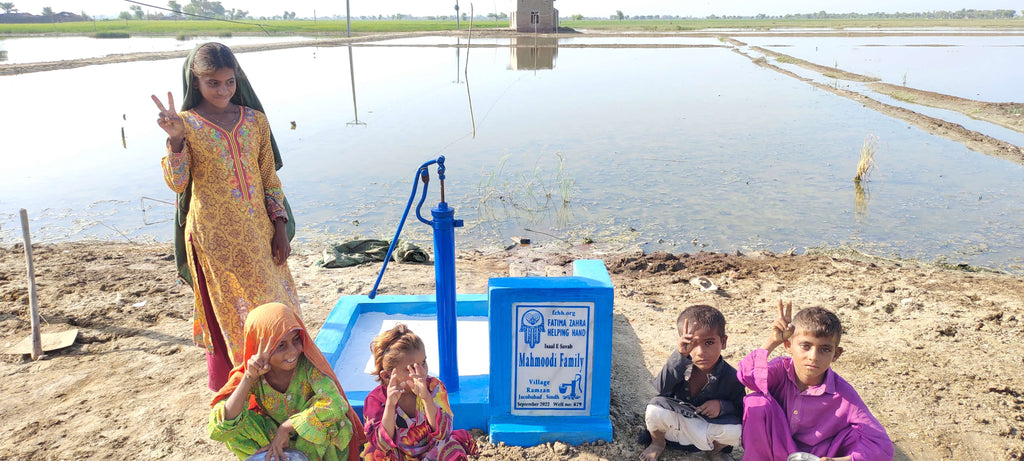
[173,44,295,287]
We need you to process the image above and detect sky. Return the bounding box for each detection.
[7,0,1022,19]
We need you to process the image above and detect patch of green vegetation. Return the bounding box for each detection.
[889,91,917,103]
[1004,106,1024,116]
[92,31,129,38]
[0,17,1020,36]
[775,55,800,64]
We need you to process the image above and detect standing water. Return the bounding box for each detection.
[0,33,1022,272]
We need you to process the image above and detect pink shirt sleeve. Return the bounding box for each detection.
[737,348,784,396]
[836,382,894,461]
[362,386,401,459]
[738,348,893,461]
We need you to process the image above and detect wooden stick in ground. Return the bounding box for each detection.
[19,209,43,360]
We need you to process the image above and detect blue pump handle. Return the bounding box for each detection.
[369,157,442,299]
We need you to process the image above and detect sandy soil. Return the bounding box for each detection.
[2,241,1023,460]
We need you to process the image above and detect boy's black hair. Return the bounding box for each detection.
[792,307,843,344]
[676,304,727,337]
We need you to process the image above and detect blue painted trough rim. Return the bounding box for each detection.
[313,293,491,429]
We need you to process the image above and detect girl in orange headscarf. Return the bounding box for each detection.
[208,303,366,461]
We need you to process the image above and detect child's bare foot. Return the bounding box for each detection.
[706,442,733,460]
[639,439,665,461]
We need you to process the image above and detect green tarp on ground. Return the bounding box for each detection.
[316,239,429,268]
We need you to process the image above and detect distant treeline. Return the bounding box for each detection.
[0,12,90,24]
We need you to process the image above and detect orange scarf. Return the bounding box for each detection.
[211,303,367,460]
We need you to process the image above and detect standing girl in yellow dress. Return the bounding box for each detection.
[151,42,299,390]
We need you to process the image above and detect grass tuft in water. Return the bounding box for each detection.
[477,153,577,228]
[853,134,878,182]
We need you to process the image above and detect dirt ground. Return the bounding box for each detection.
[1,241,1023,460]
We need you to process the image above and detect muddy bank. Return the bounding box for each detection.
[868,82,1024,134]
[0,31,434,75]
[733,45,1024,165]
[750,45,882,82]
[1,241,1023,459]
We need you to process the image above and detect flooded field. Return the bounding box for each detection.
[1,31,1022,272]
[741,34,1024,101]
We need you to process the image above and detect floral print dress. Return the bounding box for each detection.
[209,356,355,460]
[362,377,479,461]
[161,106,299,366]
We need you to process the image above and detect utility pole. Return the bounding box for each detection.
[346,0,351,37]
[455,0,460,30]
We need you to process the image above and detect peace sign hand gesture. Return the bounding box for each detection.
[151,92,185,149]
[384,368,407,407]
[764,299,795,351]
[677,317,696,356]
[407,362,431,401]
[244,338,275,383]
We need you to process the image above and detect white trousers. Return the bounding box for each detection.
[645,404,742,451]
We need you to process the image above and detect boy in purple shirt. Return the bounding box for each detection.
[738,300,893,461]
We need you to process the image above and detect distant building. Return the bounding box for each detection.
[510,0,558,33]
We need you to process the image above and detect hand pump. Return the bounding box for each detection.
[369,156,464,391]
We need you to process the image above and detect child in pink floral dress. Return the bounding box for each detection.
[361,324,479,461]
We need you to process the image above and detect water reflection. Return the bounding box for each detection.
[453,39,463,83]
[345,44,365,126]
[509,37,557,71]
[854,180,870,221]
[2,36,1024,273]
[463,37,477,138]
